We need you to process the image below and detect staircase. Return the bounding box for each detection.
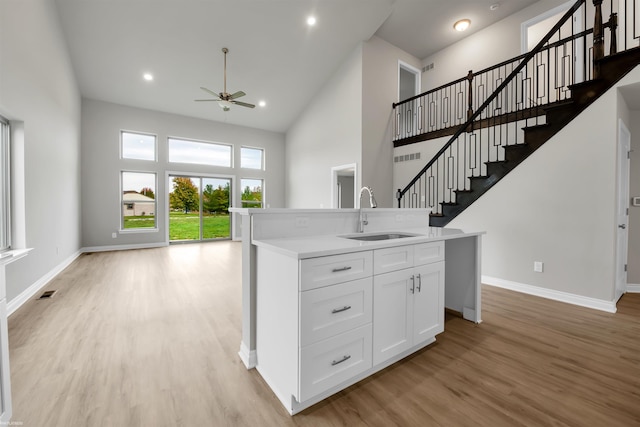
[394,0,640,227]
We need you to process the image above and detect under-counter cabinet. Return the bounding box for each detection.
[255,241,446,414]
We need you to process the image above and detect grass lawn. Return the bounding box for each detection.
[123,215,156,229]
[169,212,230,241]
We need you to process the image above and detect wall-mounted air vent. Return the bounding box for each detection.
[422,63,434,73]
[394,152,421,163]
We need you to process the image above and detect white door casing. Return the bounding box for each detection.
[616,119,631,302]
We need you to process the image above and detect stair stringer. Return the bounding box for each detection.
[445,65,640,306]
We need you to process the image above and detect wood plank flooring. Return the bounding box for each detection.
[8,242,640,426]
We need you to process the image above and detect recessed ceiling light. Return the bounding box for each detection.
[307,16,316,26]
[454,19,471,32]
[143,73,154,81]
[258,100,267,108]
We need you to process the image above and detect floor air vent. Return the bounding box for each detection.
[38,290,57,299]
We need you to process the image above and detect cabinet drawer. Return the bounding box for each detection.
[373,245,414,275]
[300,277,372,346]
[300,251,372,291]
[299,324,372,402]
[414,241,444,266]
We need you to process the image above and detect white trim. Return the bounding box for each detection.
[238,342,257,369]
[7,250,81,316]
[82,242,168,253]
[483,276,617,313]
[521,0,575,53]
[627,284,640,293]
[331,163,357,209]
[398,60,421,102]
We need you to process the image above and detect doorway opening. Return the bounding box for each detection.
[168,175,232,242]
[331,164,357,208]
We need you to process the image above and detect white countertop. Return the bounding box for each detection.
[252,227,484,259]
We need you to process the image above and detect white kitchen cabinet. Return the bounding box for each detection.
[256,239,449,414]
[372,242,444,366]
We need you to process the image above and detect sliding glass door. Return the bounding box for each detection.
[169,175,231,242]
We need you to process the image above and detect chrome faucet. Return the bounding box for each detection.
[358,186,377,232]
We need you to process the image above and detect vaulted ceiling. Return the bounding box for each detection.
[54,0,540,133]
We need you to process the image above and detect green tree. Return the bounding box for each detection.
[140,187,155,199]
[241,185,262,208]
[203,183,229,213]
[170,177,199,213]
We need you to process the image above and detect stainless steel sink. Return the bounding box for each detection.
[341,232,420,241]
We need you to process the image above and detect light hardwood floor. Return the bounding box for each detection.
[8,242,640,426]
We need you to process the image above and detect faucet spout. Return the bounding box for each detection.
[359,186,377,209]
[358,186,377,233]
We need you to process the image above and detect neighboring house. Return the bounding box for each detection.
[122,192,155,217]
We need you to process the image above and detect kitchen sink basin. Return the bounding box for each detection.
[341,232,420,241]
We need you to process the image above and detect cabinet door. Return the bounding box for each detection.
[412,262,445,345]
[372,270,413,366]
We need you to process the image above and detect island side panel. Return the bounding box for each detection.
[239,214,257,368]
[255,247,300,410]
[444,235,482,323]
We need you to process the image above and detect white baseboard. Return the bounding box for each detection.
[627,283,640,293]
[482,275,617,313]
[7,250,82,316]
[238,341,257,369]
[81,242,168,253]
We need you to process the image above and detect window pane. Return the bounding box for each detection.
[122,172,156,229]
[122,131,156,161]
[241,178,263,208]
[168,137,231,167]
[0,117,10,251]
[241,147,263,170]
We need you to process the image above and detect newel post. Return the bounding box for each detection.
[609,12,618,55]
[593,0,604,78]
[466,70,474,121]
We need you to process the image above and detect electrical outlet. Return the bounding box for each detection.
[112,232,117,238]
[295,217,310,227]
[534,261,544,273]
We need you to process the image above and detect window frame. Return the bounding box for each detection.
[120,170,158,232]
[240,146,265,170]
[120,130,157,162]
[0,116,10,252]
[168,136,233,168]
[240,178,264,209]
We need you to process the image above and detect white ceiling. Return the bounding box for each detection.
[54,0,540,134]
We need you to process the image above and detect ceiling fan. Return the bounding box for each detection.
[195,47,255,111]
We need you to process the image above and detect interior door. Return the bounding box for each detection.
[616,119,631,302]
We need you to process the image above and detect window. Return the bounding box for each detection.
[121,131,156,161]
[168,137,231,167]
[241,178,263,208]
[0,116,10,251]
[241,147,264,170]
[121,172,156,230]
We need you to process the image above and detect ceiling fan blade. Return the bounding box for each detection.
[200,87,221,97]
[229,91,246,100]
[194,99,219,102]
[233,101,255,108]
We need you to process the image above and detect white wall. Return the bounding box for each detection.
[0,0,82,302]
[448,68,640,303]
[286,46,364,208]
[362,36,422,207]
[81,99,286,248]
[421,0,568,91]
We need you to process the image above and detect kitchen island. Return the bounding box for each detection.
[231,208,483,414]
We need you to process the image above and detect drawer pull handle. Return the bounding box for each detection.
[331,355,351,366]
[331,305,352,314]
[332,266,352,273]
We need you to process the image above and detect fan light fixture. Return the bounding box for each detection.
[218,100,233,111]
[454,19,471,32]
